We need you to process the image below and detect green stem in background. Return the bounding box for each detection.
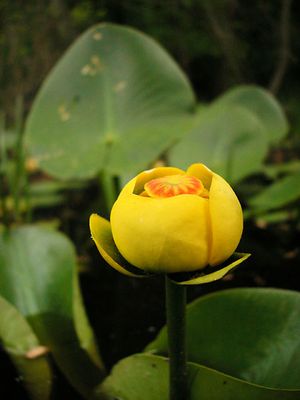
[165,275,188,400]
[100,170,118,214]
[12,95,25,221]
[0,114,9,226]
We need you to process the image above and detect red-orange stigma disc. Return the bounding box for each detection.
[144,174,204,198]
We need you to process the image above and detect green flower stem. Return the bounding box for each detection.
[165,275,188,400]
[12,96,25,221]
[100,170,118,213]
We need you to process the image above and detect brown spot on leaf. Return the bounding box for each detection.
[58,104,70,121]
[81,56,103,77]
[25,346,49,359]
[93,32,102,41]
[114,81,127,92]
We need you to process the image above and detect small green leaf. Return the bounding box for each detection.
[146,288,300,390]
[28,180,87,209]
[249,170,300,212]
[25,23,195,180]
[253,210,294,224]
[96,354,299,400]
[0,295,52,400]
[262,161,300,179]
[170,253,250,285]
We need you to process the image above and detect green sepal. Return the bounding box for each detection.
[169,252,250,285]
[90,214,151,278]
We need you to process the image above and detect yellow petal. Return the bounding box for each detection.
[186,163,213,190]
[110,192,210,273]
[89,214,147,277]
[208,173,243,266]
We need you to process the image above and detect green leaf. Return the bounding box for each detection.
[169,85,288,183]
[169,104,268,183]
[28,180,87,210]
[213,85,288,144]
[262,161,300,179]
[28,180,86,195]
[253,210,295,225]
[146,288,300,390]
[248,170,300,212]
[25,23,195,180]
[170,253,250,285]
[0,295,52,400]
[0,225,105,398]
[96,354,299,400]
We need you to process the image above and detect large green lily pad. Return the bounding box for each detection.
[25,23,195,179]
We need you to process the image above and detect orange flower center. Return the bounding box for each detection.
[144,174,208,198]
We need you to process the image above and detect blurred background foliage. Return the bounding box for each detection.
[1,0,299,219]
[1,0,300,118]
[1,0,300,195]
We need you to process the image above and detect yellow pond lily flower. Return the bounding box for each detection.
[90,163,243,274]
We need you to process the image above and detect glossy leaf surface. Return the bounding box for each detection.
[97,354,299,400]
[146,288,300,390]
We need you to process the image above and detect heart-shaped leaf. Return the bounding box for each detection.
[25,23,195,180]
[146,288,300,390]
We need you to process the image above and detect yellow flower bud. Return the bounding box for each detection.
[91,163,243,274]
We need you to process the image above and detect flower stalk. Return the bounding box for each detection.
[165,275,188,400]
[100,170,118,214]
